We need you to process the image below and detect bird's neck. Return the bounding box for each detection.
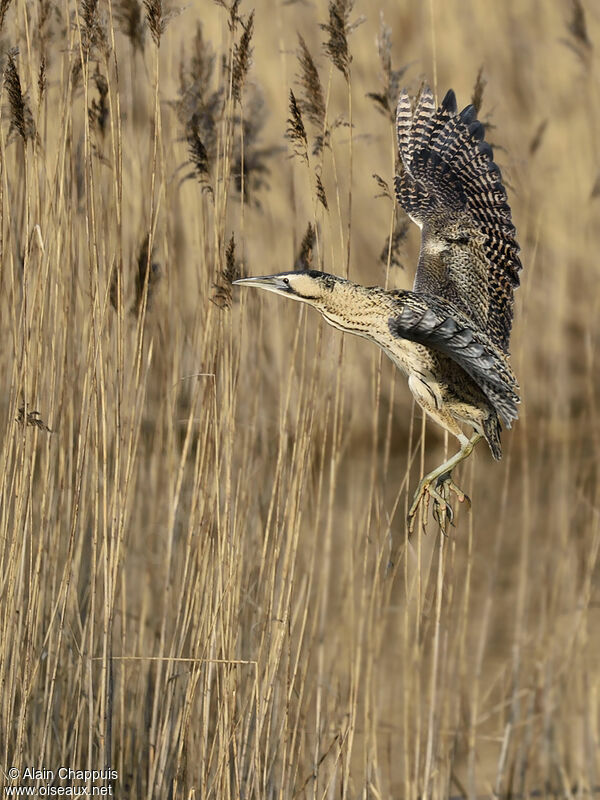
[317,282,398,340]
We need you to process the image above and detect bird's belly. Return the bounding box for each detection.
[380,340,490,435]
[355,331,491,442]
[355,330,491,432]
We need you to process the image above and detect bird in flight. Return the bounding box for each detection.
[235,85,521,529]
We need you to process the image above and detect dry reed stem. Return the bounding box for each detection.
[0,1,598,797]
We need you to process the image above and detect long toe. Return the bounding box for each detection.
[460,488,471,509]
[407,498,423,532]
[407,478,431,528]
[433,497,454,529]
[428,482,454,527]
[409,479,456,532]
[437,474,470,506]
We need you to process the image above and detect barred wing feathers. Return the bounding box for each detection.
[395,86,521,353]
[389,292,520,429]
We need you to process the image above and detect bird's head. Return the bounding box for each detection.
[233,270,339,309]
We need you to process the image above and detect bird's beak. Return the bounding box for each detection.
[233,275,292,296]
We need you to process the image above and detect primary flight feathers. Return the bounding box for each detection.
[395,86,521,353]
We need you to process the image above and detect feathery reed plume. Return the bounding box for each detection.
[568,0,592,49]
[176,22,222,187]
[16,407,52,433]
[81,0,108,57]
[296,34,325,129]
[315,172,328,210]
[232,9,254,103]
[286,89,308,164]
[176,23,271,204]
[214,0,241,32]
[213,234,245,308]
[4,51,36,143]
[312,131,329,158]
[471,66,486,112]
[380,216,409,270]
[38,56,46,103]
[294,222,316,270]
[182,22,217,101]
[187,117,212,192]
[320,0,354,81]
[116,0,146,52]
[233,90,274,204]
[33,0,53,66]
[529,119,547,156]
[134,233,161,314]
[89,68,109,139]
[372,173,392,201]
[143,0,163,46]
[0,0,13,32]
[296,35,329,156]
[367,14,407,120]
[562,0,593,62]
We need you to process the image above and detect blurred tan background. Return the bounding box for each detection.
[0,0,599,797]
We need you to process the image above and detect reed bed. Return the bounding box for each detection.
[0,0,599,797]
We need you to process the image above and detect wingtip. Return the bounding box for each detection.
[477,141,493,160]
[441,89,457,113]
[396,88,412,121]
[459,104,477,124]
[417,85,435,114]
[468,120,485,141]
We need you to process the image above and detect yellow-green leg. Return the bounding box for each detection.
[408,433,482,531]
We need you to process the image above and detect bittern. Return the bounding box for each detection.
[235,86,521,529]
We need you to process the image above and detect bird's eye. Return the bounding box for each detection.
[283,277,290,286]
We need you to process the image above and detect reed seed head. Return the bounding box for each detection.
[232,10,254,103]
[286,89,308,164]
[4,50,36,143]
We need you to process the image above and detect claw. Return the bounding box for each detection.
[408,471,471,532]
[436,472,471,508]
[433,498,453,530]
[408,476,453,532]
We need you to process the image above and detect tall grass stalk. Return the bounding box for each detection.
[0,0,599,797]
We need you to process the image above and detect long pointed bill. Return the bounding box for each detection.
[232,275,293,297]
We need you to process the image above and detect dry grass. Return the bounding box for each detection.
[0,0,599,797]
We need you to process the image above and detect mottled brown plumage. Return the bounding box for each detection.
[395,86,521,352]
[235,86,522,528]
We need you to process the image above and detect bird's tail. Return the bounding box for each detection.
[483,413,502,461]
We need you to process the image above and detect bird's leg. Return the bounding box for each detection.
[408,433,482,531]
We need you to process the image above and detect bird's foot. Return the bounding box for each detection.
[408,477,452,532]
[435,472,471,509]
[407,472,471,533]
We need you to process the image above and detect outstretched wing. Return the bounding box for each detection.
[395,86,521,353]
[389,292,520,429]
